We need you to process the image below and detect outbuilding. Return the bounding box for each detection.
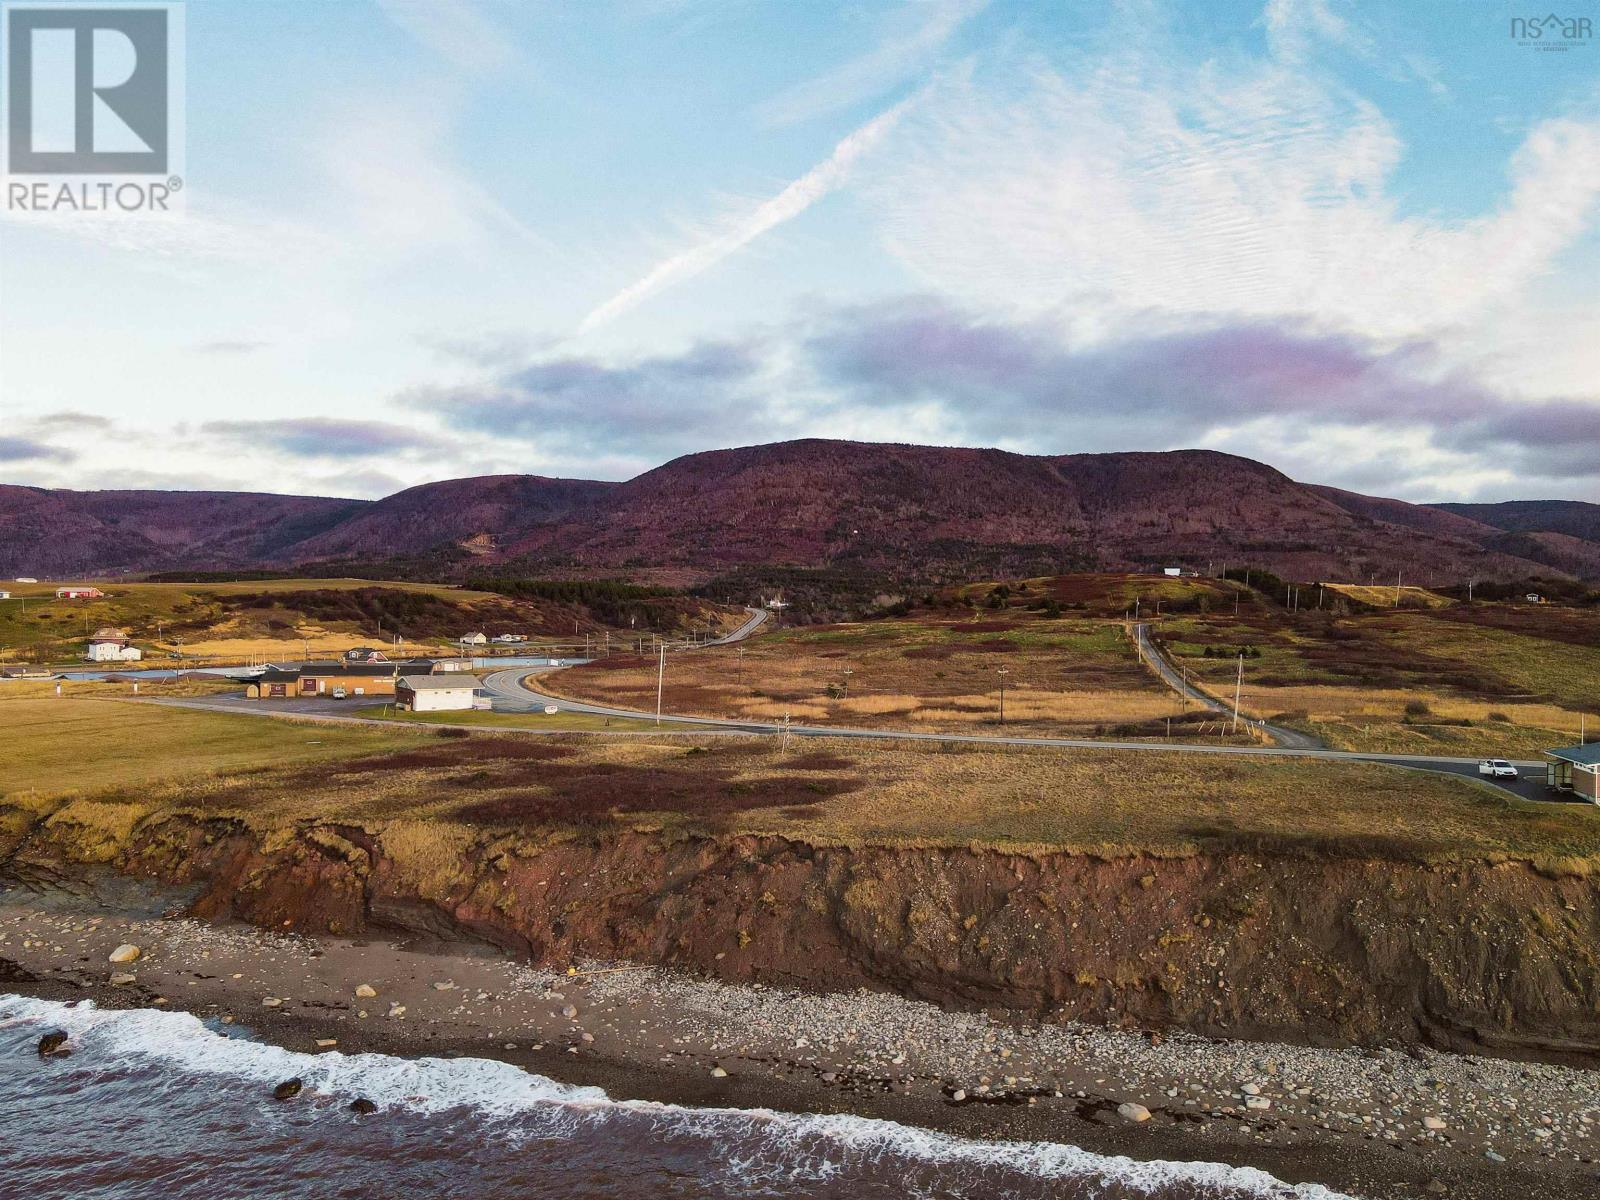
[396,674,481,712]
[57,586,104,600]
[458,632,488,646]
[1544,744,1600,802]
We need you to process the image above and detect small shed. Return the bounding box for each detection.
[459,631,488,646]
[57,586,104,600]
[1544,744,1600,803]
[396,674,481,712]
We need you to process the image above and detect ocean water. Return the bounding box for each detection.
[0,995,1348,1200]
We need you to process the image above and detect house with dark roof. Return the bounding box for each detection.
[1543,743,1600,802]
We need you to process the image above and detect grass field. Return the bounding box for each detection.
[540,610,1253,741]
[0,676,238,701]
[6,699,1600,865]
[1323,583,1454,609]
[1155,600,1600,755]
[0,578,735,664]
[0,578,515,663]
[0,698,416,799]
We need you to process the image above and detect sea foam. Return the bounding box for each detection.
[1,994,1353,1199]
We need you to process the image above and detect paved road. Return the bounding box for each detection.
[706,606,770,645]
[1131,622,1322,750]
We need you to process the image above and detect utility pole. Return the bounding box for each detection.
[998,666,1009,724]
[1231,653,1244,735]
[1394,571,1402,607]
[655,642,665,726]
[841,667,853,698]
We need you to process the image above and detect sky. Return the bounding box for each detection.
[1,0,1598,503]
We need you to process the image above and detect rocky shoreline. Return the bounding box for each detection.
[3,874,1597,1200]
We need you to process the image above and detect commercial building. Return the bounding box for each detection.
[396,674,481,712]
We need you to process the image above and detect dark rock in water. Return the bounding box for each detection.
[348,1098,378,1114]
[37,1031,69,1057]
[272,1078,303,1101]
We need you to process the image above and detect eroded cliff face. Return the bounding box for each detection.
[5,801,1599,1064]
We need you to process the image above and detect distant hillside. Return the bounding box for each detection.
[0,485,363,578]
[533,441,1575,582]
[7,441,1600,583]
[1432,500,1600,544]
[285,475,618,563]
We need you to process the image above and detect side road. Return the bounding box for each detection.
[1129,621,1324,751]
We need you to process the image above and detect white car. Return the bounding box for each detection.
[1478,759,1519,779]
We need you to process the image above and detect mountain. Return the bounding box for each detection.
[1431,500,1600,544]
[283,475,618,563]
[0,485,364,578]
[6,440,1600,583]
[528,442,1567,582]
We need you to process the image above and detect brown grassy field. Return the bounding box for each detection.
[0,578,738,664]
[541,611,1256,741]
[7,699,1600,865]
[546,574,1600,755]
[1156,599,1600,755]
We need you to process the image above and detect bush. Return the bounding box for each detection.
[1487,711,1511,723]
[1403,699,1432,717]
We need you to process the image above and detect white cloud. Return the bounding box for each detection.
[577,94,919,334]
[755,0,986,127]
[861,29,1600,359]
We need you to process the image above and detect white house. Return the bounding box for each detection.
[85,628,142,662]
[458,631,488,646]
[0,590,10,600]
[396,674,481,712]
[58,586,104,600]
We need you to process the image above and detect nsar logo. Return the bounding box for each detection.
[1510,12,1594,49]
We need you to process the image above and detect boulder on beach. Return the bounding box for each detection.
[272,1079,303,1101]
[108,944,141,964]
[37,1031,69,1057]
[349,1098,378,1115]
[1117,1102,1152,1123]
[354,984,377,998]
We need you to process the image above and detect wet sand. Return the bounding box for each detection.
[2,873,1596,1200]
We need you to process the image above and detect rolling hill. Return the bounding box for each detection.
[5,440,1600,583]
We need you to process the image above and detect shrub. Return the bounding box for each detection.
[1403,700,1432,717]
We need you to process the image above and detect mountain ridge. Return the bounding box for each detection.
[5,440,1598,583]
